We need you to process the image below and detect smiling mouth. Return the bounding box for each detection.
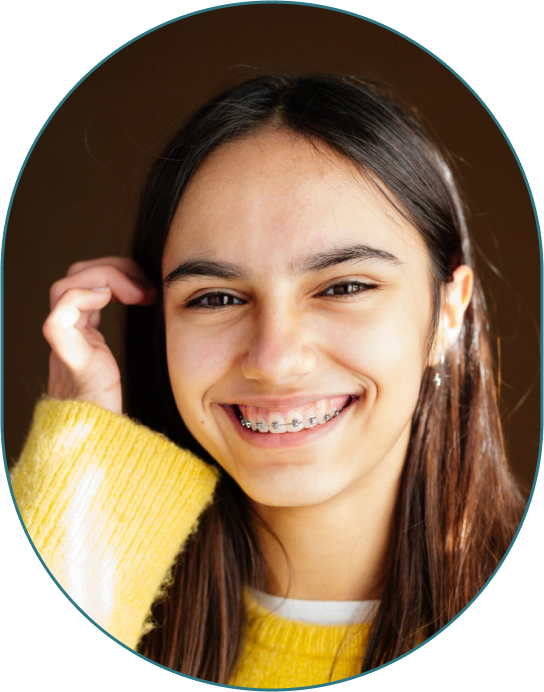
[231,396,356,434]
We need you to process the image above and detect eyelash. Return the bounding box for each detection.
[185,281,379,311]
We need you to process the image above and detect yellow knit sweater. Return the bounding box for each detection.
[10,399,371,688]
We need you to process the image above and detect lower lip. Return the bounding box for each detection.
[221,398,357,449]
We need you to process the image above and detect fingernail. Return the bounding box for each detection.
[92,287,111,292]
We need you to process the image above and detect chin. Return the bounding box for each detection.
[230,462,346,509]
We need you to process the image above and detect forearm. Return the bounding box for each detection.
[10,398,218,649]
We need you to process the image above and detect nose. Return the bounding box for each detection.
[240,305,318,385]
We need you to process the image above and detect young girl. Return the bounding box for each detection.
[11,74,525,687]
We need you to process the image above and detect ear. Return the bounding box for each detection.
[429,265,474,366]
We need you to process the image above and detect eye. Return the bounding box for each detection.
[186,292,245,310]
[318,281,379,298]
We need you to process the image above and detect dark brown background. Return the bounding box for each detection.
[3,4,540,490]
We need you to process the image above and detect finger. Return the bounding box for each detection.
[50,265,154,310]
[64,258,156,306]
[74,308,102,331]
[87,309,101,329]
[43,287,112,372]
[66,257,154,290]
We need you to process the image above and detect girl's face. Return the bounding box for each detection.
[162,131,435,508]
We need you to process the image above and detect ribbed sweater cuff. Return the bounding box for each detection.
[10,398,219,649]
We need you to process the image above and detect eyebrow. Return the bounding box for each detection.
[296,243,403,273]
[163,243,403,287]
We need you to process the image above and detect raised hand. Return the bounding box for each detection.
[43,257,155,414]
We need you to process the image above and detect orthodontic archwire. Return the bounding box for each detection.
[237,404,349,431]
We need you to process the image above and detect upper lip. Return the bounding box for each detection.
[222,393,359,410]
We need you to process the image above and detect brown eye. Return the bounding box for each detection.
[204,294,231,306]
[187,292,245,310]
[320,282,377,297]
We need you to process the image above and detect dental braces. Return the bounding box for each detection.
[237,403,349,431]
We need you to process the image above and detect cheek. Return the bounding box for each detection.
[165,322,240,412]
[327,305,428,394]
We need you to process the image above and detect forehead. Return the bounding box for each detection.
[163,130,430,274]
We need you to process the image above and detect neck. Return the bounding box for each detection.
[250,449,404,602]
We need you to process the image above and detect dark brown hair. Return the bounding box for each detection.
[125,74,525,682]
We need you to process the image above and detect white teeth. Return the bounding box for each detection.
[316,399,328,425]
[304,415,318,429]
[286,410,304,433]
[235,397,352,433]
[268,413,286,434]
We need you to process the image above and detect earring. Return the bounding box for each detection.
[434,353,445,389]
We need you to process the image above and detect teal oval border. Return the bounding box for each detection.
[0,2,544,689]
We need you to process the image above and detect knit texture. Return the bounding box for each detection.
[11,398,371,687]
[231,594,371,686]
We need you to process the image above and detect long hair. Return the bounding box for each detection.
[125,74,525,682]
